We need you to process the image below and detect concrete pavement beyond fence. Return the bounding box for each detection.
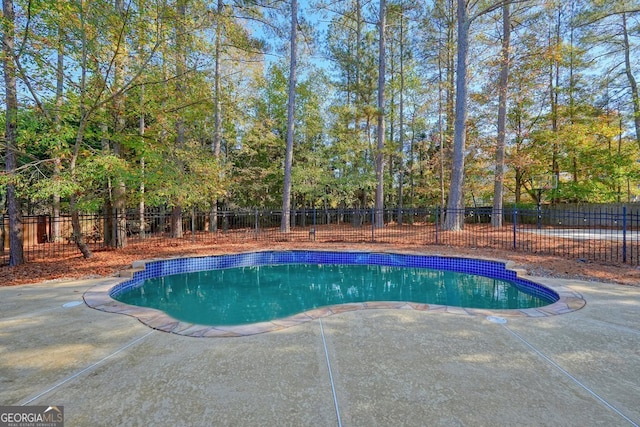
[1,273,639,426]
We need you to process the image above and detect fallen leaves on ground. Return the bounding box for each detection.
[1,240,638,287]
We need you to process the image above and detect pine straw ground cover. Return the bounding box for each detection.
[1,238,639,287]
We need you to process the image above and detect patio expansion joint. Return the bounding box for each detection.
[500,323,639,427]
[18,330,155,406]
[319,319,342,427]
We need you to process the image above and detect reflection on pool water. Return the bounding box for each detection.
[111,251,558,326]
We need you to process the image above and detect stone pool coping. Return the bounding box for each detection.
[83,250,586,337]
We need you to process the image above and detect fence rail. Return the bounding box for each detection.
[2,206,639,266]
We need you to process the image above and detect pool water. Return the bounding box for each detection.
[114,263,555,326]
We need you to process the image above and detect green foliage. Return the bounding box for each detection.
[229,118,285,207]
[4,0,640,222]
[150,142,223,209]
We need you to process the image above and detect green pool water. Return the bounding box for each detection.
[114,263,554,326]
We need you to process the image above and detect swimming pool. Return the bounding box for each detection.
[84,250,586,337]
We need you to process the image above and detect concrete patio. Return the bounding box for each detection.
[1,271,639,426]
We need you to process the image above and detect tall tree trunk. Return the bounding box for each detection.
[445,0,455,150]
[436,17,445,215]
[397,6,405,226]
[2,0,24,265]
[439,0,455,222]
[171,0,187,238]
[52,24,64,243]
[101,114,114,246]
[568,2,578,190]
[171,206,183,238]
[139,158,145,238]
[355,0,361,104]
[444,0,470,231]
[112,0,128,248]
[374,0,386,228]
[550,6,561,193]
[513,111,524,204]
[514,167,523,204]
[388,31,395,211]
[280,0,297,233]
[69,1,93,258]
[355,0,363,154]
[70,128,93,258]
[137,0,146,240]
[210,0,224,232]
[492,1,510,227]
[439,70,446,219]
[138,85,146,239]
[408,113,416,207]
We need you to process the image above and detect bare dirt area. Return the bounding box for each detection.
[1,238,639,288]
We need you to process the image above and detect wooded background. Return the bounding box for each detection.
[2,0,640,264]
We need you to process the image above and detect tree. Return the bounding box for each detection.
[621,11,640,149]
[443,0,471,231]
[281,0,298,233]
[324,4,378,208]
[52,5,66,243]
[374,0,387,228]
[386,2,410,223]
[418,0,456,210]
[7,0,175,258]
[111,0,128,248]
[290,69,328,208]
[231,64,286,207]
[444,0,519,230]
[210,0,224,232]
[578,2,640,148]
[491,0,511,226]
[2,0,24,266]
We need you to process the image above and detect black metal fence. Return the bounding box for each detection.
[2,206,640,266]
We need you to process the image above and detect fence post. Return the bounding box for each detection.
[371,208,375,242]
[0,215,5,255]
[191,207,196,243]
[512,208,517,250]
[623,205,627,264]
[435,206,439,244]
[254,208,259,240]
[109,210,113,247]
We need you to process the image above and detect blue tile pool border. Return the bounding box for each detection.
[84,250,586,337]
